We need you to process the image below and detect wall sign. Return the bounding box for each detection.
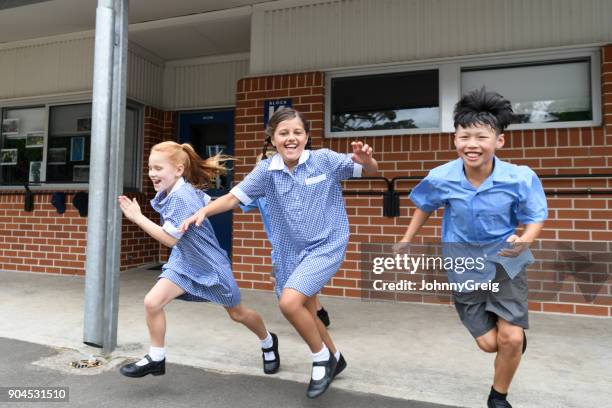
[263,98,293,128]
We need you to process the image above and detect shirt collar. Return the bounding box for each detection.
[456,156,514,191]
[448,156,510,181]
[445,158,464,181]
[267,150,310,171]
[490,157,516,183]
[168,177,186,196]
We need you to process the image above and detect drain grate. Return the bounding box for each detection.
[70,357,103,369]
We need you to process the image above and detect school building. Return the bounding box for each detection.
[0,0,611,317]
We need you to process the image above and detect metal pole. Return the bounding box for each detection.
[102,0,129,354]
[83,0,115,348]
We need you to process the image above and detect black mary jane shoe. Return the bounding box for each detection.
[333,353,347,378]
[119,354,165,378]
[262,332,280,374]
[316,307,330,327]
[306,354,337,399]
[487,397,513,408]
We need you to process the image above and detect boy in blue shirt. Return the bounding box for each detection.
[398,88,547,408]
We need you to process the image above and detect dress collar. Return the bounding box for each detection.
[267,150,310,171]
[167,177,185,196]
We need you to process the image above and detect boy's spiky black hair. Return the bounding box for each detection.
[453,87,514,134]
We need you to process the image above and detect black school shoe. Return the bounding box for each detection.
[333,353,347,378]
[306,354,337,399]
[317,307,330,327]
[262,332,280,374]
[120,354,165,377]
[487,396,513,408]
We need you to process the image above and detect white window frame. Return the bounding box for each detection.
[456,47,601,132]
[0,96,143,191]
[325,46,602,137]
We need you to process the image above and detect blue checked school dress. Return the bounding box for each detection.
[151,178,241,307]
[231,149,362,297]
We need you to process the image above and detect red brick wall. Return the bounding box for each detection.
[0,191,87,275]
[231,44,612,317]
[0,106,174,276]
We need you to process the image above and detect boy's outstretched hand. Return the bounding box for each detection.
[498,234,530,257]
[118,195,142,222]
[179,207,207,232]
[351,141,378,175]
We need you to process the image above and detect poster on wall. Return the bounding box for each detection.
[73,165,89,182]
[2,118,20,135]
[48,147,67,164]
[0,148,18,165]
[263,99,293,128]
[70,137,84,161]
[76,117,91,132]
[29,161,42,183]
[26,132,45,148]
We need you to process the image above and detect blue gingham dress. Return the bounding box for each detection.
[151,178,241,307]
[231,149,362,297]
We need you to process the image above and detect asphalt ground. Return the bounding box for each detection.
[0,337,462,408]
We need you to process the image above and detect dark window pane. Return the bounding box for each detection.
[46,103,91,183]
[331,70,439,132]
[123,106,141,190]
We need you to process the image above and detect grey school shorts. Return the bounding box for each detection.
[453,264,529,338]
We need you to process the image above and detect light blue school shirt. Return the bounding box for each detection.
[409,157,548,280]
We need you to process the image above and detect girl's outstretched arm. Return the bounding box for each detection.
[118,195,177,248]
[351,141,378,176]
[179,192,241,232]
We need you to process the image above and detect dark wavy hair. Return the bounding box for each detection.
[453,87,514,134]
[261,107,312,159]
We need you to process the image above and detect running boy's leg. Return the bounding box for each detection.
[476,328,499,353]
[493,318,524,393]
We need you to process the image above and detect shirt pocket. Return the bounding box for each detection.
[480,213,508,234]
[477,191,515,235]
[304,174,327,185]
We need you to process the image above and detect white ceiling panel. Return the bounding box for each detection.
[129,15,251,60]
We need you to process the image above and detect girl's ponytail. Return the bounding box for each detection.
[150,141,232,190]
[180,143,231,189]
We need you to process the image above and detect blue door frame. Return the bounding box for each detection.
[178,109,234,257]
